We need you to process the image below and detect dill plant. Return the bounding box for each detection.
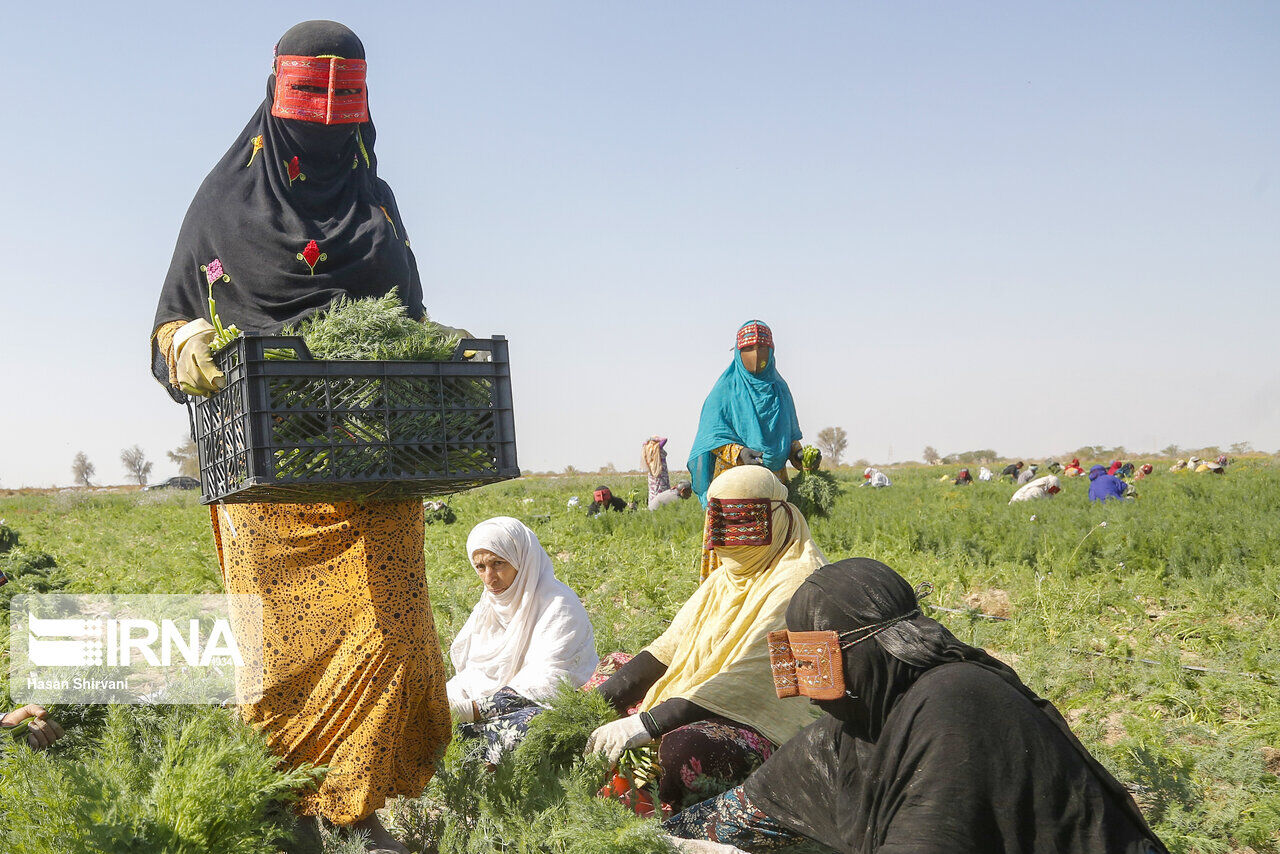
[787,469,840,517]
[4,465,1280,851]
[284,290,458,361]
[422,683,676,853]
[0,705,322,854]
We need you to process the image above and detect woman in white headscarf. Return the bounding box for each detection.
[860,467,891,488]
[447,517,598,763]
[1009,474,1061,503]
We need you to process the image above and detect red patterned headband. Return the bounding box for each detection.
[736,322,773,351]
[272,55,369,125]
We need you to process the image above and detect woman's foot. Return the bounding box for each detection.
[350,812,410,854]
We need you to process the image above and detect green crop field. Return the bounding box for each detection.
[0,462,1277,853]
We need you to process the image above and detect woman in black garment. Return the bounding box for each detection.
[664,558,1168,854]
[150,22,451,854]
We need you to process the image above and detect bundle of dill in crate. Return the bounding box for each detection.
[267,291,495,481]
[283,290,459,361]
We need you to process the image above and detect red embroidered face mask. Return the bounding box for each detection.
[272,55,369,124]
[736,321,774,351]
[705,498,773,549]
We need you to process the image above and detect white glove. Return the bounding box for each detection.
[173,319,226,396]
[584,715,652,764]
[664,837,749,854]
[446,686,476,723]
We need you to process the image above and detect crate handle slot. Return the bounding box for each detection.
[244,335,314,362]
[452,335,505,363]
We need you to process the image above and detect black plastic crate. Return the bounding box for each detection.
[187,335,518,504]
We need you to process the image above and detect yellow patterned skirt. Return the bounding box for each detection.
[211,499,451,823]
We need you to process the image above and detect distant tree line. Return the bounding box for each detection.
[69,436,200,489]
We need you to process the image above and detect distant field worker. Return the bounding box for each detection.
[860,467,892,488]
[587,486,630,516]
[1000,461,1024,482]
[1010,475,1061,504]
[588,466,828,811]
[1064,458,1085,477]
[1016,464,1039,485]
[954,468,974,485]
[688,320,803,581]
[1186,455,1227,473]
[978,466,994,481]
[1088,465,1131,502]
[448,518,598,764]
[643,436,672,505]
[650,481,694,510]
[149,21,450,845]
[1170,458,1188,472]
[1135,463,1155,480]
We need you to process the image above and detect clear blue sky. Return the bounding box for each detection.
[3,2,1277,486]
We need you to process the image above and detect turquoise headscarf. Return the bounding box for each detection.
[687,321,802,505]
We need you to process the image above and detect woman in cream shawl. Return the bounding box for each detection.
[448,517,598,763]
[587,465,827,809]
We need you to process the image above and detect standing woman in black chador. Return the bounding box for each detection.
[664,558,1168,854]
[150,21,449,853]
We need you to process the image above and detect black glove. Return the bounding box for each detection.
[738,447,763,466]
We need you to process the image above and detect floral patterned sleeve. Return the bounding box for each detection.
[472,686,538,721]
[712,444,745,471]
[663,785,806,851]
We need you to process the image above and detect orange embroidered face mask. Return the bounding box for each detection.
[768,591,930,700]
[768,630,847,700]
[272,55,369,124]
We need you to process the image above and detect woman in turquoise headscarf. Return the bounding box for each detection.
[688,320,803,581]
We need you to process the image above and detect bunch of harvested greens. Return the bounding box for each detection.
[284,290,459,361]
[421,682,677,853]
[788,464,840,518]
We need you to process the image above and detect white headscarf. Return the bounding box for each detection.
[1009,474,1060,503]
[447,517,598,704]
[864,468,891,487]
